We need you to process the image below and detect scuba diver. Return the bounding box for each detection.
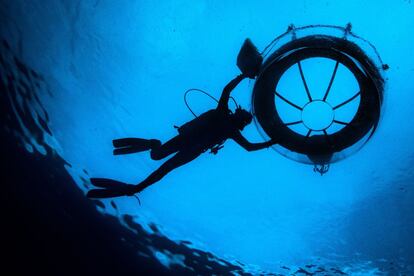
[87,39,278,199]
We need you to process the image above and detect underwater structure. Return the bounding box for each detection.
[251,24,387,174]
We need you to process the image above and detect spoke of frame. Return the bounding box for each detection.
[323,61,340,101]
[305,129,312,138]
[333,120,349,126]
[275,91,303,110]
[284,121,302,126]
[333,91,361,110]
[298,61,312,101]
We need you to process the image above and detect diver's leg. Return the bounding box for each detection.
[150,135,183,160]
[133,150,202,193]
[87,149,202,198]
[90,178,127,188]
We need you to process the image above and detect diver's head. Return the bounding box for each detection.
[233,107,253,130]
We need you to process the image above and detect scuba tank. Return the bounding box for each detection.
[176,109,226,154]
[177,109,217,136]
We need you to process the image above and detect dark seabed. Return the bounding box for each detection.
[1,1,414,275]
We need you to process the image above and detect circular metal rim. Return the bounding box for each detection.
[252,35,383,160]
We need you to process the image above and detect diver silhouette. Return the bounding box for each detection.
[87,74,278,199]
[87,39,278,199]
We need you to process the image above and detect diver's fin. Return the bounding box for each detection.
[90,178,129,189]
[112,138,161,149]
[112,138,161,155]
[86,188,130,199]
[113,138,145,147]
[113,147,148,155]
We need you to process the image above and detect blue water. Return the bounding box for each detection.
[2,0,414,274]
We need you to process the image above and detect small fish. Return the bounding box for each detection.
[180,240,192,245]
[295,267,313,275]
[149,223,160,233]
[330,268,347,275]
[110,200,118,210]
[315,266,326,273]
[92,200,105,209]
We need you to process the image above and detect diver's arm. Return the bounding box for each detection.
[217,74,246,111]
[231,131,277,152]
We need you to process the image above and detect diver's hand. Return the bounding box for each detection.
[246,72,259,80]
[267,138,279,147]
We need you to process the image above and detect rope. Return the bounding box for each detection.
[261,24,387,68]
[183,88,238,117]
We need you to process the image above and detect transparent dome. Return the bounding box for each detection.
[252,24,387,164]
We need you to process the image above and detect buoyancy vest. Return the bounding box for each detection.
[176,109,233,153]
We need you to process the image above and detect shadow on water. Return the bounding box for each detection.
[0,39,249,275]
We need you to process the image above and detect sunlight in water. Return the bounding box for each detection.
[2,0,414,274]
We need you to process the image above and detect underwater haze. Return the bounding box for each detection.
[2,0,414,275]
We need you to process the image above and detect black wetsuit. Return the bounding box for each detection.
[133,74,274,193]
[87,74,275,198]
